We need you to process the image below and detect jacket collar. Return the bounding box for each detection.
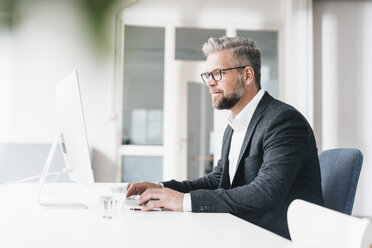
[231,91,274,187]
[220,125,233,189]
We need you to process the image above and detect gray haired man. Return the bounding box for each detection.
[126,36,324,239]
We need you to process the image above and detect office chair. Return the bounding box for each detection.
[0,143,69,183]
[318,148,363,215]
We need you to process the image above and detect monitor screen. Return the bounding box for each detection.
[38,70,94,208]
[56,70,94,186]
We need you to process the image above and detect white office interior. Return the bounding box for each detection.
[0,0,372,245]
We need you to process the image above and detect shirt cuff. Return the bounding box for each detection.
[159,183,164,188]
[183,193,192,212]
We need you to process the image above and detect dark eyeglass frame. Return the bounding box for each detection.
[200,66,248,84]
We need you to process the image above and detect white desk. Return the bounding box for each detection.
[0,183,291,248]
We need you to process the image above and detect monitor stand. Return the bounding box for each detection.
[37,133,88,209]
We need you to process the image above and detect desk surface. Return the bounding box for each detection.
[0,183,291,248]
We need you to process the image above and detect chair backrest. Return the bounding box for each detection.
[0,143,70,183]
[318,148,363,215]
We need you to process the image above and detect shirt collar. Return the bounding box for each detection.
[227,89,265,131]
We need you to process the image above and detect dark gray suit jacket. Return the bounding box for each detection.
[162,92,324,239]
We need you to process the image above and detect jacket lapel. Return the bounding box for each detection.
[232,92,273,187]
[219,125,233,189]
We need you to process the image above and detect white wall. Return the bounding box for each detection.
[313,1,372,216]
[0,0,118,181]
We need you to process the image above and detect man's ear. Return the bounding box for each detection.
[244,66,255,85]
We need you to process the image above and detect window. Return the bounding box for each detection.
[237,30,279,98]
[175,28,225,61]
[123,25,165,145]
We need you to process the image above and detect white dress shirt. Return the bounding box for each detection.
[227,89,265,184]
[183,89,265,212]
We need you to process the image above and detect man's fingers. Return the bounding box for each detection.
[136,188,183,212]
[138,193,157,205]
[126,183,136,197]
[141,200,163,212]
[138,189,162,205]
[126,182,163,198]
[126,182,145,197]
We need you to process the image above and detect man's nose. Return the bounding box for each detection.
[206,77,217,86]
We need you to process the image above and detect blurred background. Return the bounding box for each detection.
[0,0,371,217]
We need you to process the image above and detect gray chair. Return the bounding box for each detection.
[318,148,363,215]
[0,143,70,183]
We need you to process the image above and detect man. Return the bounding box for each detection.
[126,36,324,239]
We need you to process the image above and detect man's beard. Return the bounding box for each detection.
[214,76,245,110]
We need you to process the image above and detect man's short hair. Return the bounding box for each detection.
[202,36,261,89]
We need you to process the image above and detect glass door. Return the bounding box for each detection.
[174,27,225,179]
[121,25,165,182]
[187,82,214,179]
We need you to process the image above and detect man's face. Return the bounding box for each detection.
[205,50,246,110]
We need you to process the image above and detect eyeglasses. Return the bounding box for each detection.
[200,66,248,84]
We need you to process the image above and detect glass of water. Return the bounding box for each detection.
[100,194,123,219]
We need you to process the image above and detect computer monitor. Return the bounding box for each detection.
[38,70,94,209]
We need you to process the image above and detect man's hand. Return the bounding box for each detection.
[126,181,162,197]
[139,188,184,212]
